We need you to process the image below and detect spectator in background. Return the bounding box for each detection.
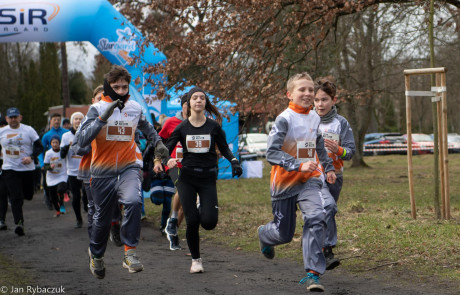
[158,114,167,127]
[0,107,44,236]
[62,118,71,130]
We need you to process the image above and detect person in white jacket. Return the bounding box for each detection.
[60,111,85,228]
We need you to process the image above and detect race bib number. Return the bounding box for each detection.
[5,146,20,159]
[175,147,183,162]
[297,140,316,162]
[186,135,211,153]
[322,132,339,153]
[106,120,133,141]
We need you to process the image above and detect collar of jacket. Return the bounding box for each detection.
[100,93,130,103]
[289,101,312,114]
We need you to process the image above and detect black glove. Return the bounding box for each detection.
[154,141,169,160]
[231,159,243,178]
[100,99,121,122]
[60,144,70,158]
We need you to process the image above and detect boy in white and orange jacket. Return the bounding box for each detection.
[76,65,168,279]
[257,72,336,292]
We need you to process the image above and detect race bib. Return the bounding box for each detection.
[322,132,339,153]
[297,140,316,162]
[50,157,63,173]
[5,146,20,159]
[106,120,133,141]
[175,147,183,162]
[186,134,211,153]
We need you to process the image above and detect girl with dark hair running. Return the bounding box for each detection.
[164,87,243,273]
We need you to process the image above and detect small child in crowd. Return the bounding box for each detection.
[44,135,68,217]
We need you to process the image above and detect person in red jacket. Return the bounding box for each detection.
[159,93,188,250]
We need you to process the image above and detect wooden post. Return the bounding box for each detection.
[405,75,416,219]
[436,73,446,219]
[441,72,450,220]
[403,67,449,220]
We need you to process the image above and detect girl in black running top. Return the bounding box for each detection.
[165,86,242,273]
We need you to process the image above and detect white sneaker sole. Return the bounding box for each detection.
[123,261,144,273]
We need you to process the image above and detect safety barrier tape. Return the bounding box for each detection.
[363,143,456,152]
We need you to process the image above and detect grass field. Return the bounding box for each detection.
[146,154,459,283]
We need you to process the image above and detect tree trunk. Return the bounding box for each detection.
[429,0,441,219]
[60,42,70,118]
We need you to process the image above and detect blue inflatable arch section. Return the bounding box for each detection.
[0,0,166,123]
[0,0,239,179]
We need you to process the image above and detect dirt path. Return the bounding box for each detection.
[0,192,457,295]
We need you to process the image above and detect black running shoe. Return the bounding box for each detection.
[168,234,181,251]
[165,217,178,236]
[109,223,123,247]
[14,220,25,236]
[324,246,340,270]
[0,220,7,230]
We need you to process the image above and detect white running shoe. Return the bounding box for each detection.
[190,258,204,273]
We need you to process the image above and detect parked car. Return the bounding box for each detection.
[403,133,434,154]
[238,133,268,157]
[363,133,407,156]
[447,134,460,153]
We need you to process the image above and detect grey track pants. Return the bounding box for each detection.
[323,174,343,247]
[259,178,327,275]
[89,168,142,257]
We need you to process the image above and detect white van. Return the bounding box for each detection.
[239,133,268,157]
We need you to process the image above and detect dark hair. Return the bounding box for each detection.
[314,79,337,98]
[50,113,62,119]
[104,65,131,84]
[186,87,222,123]
[93,85,103,98]
[50,135,60,143]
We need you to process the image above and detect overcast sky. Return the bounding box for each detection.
[66,41,99,79]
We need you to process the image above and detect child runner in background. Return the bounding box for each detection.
[60,112,86,228]
[258,72,336,292]
[160,93,188,251]
[165,87,242,273]
[44,135,68,217]
[314,79,355,270]
[72,86,103,239]
[142,141,175,236]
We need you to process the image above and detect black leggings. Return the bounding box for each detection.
[68,176,86,221]
[176,170,218,259]
[0,175,9,222]
[1,170,34,224]
[48,182,67,212]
